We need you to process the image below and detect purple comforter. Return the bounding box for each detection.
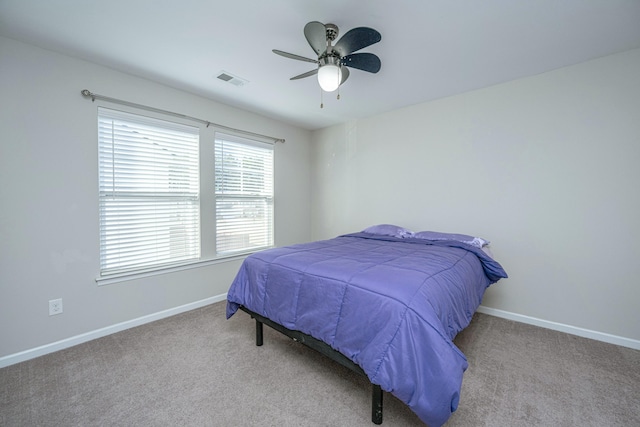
[227,233,508,426]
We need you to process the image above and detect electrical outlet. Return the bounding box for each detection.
[49,298,63,316]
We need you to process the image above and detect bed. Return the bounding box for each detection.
[226,226,508,426]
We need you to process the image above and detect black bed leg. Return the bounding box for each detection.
[255,319,263,346]
[372,384,383,424]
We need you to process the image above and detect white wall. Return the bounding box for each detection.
[0,37,312,360]
[2,35,638,363]
[311,49,640,343]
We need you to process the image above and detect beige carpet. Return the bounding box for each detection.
[1,301,638,426]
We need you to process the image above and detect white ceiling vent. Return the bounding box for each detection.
[216,71,249,87]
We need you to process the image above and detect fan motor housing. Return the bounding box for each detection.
[319,55,341,67]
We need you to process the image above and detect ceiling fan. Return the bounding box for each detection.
[273,21,382,93]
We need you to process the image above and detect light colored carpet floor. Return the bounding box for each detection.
[1,301,638,426]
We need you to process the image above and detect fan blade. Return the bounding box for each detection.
[273,49,318,64]
[304,21,327,56]
[342,53,381,73]
[340,66,350,85]
[290,69,318,80]
[334,27,381,57]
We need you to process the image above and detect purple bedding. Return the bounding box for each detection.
[226,233,508,426]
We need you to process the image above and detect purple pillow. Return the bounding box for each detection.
[413,231,489,248]
[362,224,414,238]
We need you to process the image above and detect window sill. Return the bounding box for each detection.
[95,253,251,286]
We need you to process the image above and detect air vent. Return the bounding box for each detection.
[216,71,249,87]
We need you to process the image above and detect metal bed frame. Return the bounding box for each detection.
[239,306,384,424]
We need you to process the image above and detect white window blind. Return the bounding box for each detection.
[215,133,274,255]
[98,108,200,275]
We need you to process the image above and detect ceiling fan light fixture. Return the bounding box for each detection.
[273,21,381,99]
[317,64,342,92]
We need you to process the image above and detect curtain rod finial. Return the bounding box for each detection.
[81,89,95,101]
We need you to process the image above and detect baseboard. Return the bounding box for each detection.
[4,299,636,369]
[0,293,228,369]
[477,305,640,350]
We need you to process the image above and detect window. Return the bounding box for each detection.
[97,106,276,280]
[215,133,274,255]
[98,108,200,276]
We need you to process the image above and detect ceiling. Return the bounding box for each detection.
[2,1,640,130]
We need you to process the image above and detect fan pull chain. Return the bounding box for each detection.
[319,87,342,108]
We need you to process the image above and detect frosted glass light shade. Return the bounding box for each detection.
[317,64,342,92]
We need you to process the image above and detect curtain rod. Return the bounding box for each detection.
[80,89,285,143]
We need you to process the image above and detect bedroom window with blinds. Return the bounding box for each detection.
[98,108,200,276]
[214,133,274,255]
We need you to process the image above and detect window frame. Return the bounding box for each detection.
[214,132,275,257]
[97,107,202,278]
[94,103,277,285]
